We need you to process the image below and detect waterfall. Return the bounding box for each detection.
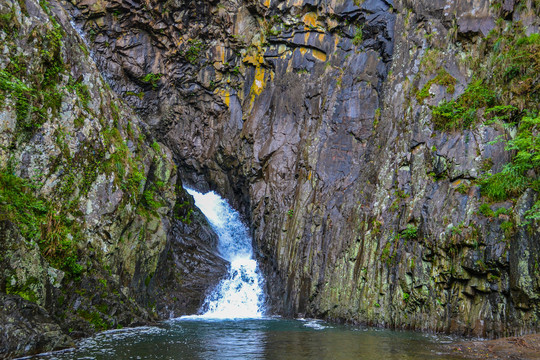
[185,188,265,319]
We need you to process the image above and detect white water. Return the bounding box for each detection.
[184,188,265,319]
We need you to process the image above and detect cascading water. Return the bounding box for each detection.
[185,188,265,319]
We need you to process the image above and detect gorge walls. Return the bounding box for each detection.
[0,0,539,356]
[0,0,226,356]
[65,0,539,338]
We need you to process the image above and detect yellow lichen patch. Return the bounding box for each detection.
[280,49,292,59]
[302,12,318,28]
[215,88,231,108]
[312,49,327,62]
[262,0,271,8]
[299,47,308,56]
[243,53,264,66]
[247,66,273,112]
[451,179,463,188]
[252,67,266,96]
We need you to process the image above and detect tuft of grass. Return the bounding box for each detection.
[401,224,418,240]
[480,115,539,204]
[416,68,456,103]
[352,26,363,46]
[431,80,496,131]
[140,73,162,89]
[0,170,82,278]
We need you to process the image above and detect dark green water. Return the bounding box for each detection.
[32,318,469,360]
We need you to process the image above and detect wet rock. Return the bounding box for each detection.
[1,0,537,350]
[0,294,73,358]
[0,0,227,357]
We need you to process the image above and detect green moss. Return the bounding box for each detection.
[173,200,193,224]
[432,28,538,131]
[0,2,65,135]
[96,303,109,314]
[140,73,162,89]
[5,276,39,303]
[479,203,495,217]
[67,78,91,109]
[480,115,539,204]
[401,224,418,240]
[416,68,456,103]
[500,220,514,237]
[419,49,442,74]
[77,309,111,331]
[142,186,162,211]
[182,39,204,65]
[494,207,511,216]
[151,141,161,152]
[144,273,154,287]
[456,183,470,194]
[402,292,410,303]
[0,6,19,35]
[431,80,496,130]
[126,91,145,100]
[0,169,82,278]
[352,26,363,46]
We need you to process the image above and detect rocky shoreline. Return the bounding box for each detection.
[449,333,540,360]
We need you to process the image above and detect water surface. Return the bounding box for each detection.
[35,318,468,360]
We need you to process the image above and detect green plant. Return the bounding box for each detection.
[402,292,410,303]
[416,68,456,103]
[500,220,514,237]
[0,170,82,278]
[183,39,204,65]
[478,203,495,217]
[173,200,193,224]
[494,207,511,216]
[401,224,418,240]
[141,73,162,89]
[77,309,111,331]
[456,183,469,194]
[0,5,65,135]
[431,80,496,130]
[525,201,540,222]
[352,26,363,46]
[480,115,539,206]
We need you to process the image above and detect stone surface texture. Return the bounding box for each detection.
[0,0,225,357]
[0,0,539,356]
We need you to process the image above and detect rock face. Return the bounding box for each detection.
[0,0,539,356]
[63,0,539,339]
[0,0,226,357]
[0,293,73,357]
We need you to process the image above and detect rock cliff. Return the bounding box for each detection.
[63,0,538,338]
[0,0,225,357]
[0,0,539,356]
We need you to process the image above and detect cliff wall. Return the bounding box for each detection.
[0,0,225,357]
[65,0,539,338]
[0,0,538,356]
